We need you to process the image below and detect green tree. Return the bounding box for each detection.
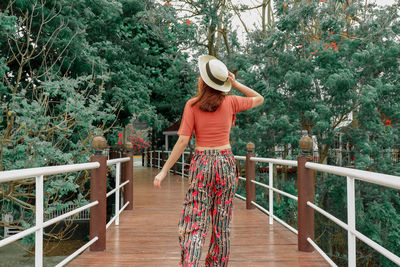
[0,0,200,250]
[231,0,400,265]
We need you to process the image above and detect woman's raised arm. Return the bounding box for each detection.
[228,71,264,108]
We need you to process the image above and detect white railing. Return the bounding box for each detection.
[148,151,299,232]
[148,150,191,179]
[106,157,130,229]
[305,162,400,267]
[0,156,133,267]
[232,154,400,267]
[147,151,298,230]
[0,162,100,267]
[234,156,298,231]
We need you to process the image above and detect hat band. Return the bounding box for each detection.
[206,62,227,86]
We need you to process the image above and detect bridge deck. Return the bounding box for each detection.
[69,165,327,267]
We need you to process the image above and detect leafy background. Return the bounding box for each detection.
[0,0,399,265]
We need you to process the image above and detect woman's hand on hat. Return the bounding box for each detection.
[228,71,237,87]
[154,170,166,189]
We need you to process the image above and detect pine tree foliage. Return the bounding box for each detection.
[228,0,400,265]
[0,0,197,248]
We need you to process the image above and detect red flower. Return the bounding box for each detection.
[213,244,219,253]
[185,19,191,24]
[222,255,229,261]
[331,42,338,50]
[196,171,204,180]
[193,200,199,213]
[191,222,198,229]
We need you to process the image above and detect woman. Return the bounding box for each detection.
[153,55,264,266]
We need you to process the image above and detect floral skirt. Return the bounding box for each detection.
[178,148,239,267]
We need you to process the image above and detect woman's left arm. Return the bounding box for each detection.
[154,135,191,189]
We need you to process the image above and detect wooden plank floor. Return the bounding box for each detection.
[68,165,328,267]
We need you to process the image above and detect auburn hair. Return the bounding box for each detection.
[191,76,226,112]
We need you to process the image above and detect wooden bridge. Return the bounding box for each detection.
[68,163,327,267]
[1,146,399,266]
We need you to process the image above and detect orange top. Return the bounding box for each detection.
[177,95,253,146]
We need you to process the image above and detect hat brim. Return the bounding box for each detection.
[198,55,231,93]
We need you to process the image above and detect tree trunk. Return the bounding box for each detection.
[262,0,267,33]
[207,25,216,56]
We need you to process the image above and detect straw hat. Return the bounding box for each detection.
[198,55,232,92]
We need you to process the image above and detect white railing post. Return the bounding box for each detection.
[269,162,273,225]
[115,162,121,226]
[182,152,185,179]
[35,175,44,267]
[158,151,160,168]
[150,151,152,168]
[347,176,356,267]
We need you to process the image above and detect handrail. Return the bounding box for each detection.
[307,200,400,265]
[0,163,100,267]
[250,180,298,201]
[107,157,130,166]
[307,238,338,267]
[148,150,190,179]
[43,201,99,229]
[106,180,129,197]
[304,164,400,266]
[55,237,99,267]
[235,193,246,201]
[239,156,298,230]
[250,200,298,234]
[0,162,100,183]
[305,162,400,190]
[106,157,133,228]
[0,154,134,267]
[250,156,298,166]
[106,201,130,229]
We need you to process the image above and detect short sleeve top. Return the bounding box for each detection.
[177,95,253,146]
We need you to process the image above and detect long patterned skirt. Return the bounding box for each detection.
[178,148,239,267]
